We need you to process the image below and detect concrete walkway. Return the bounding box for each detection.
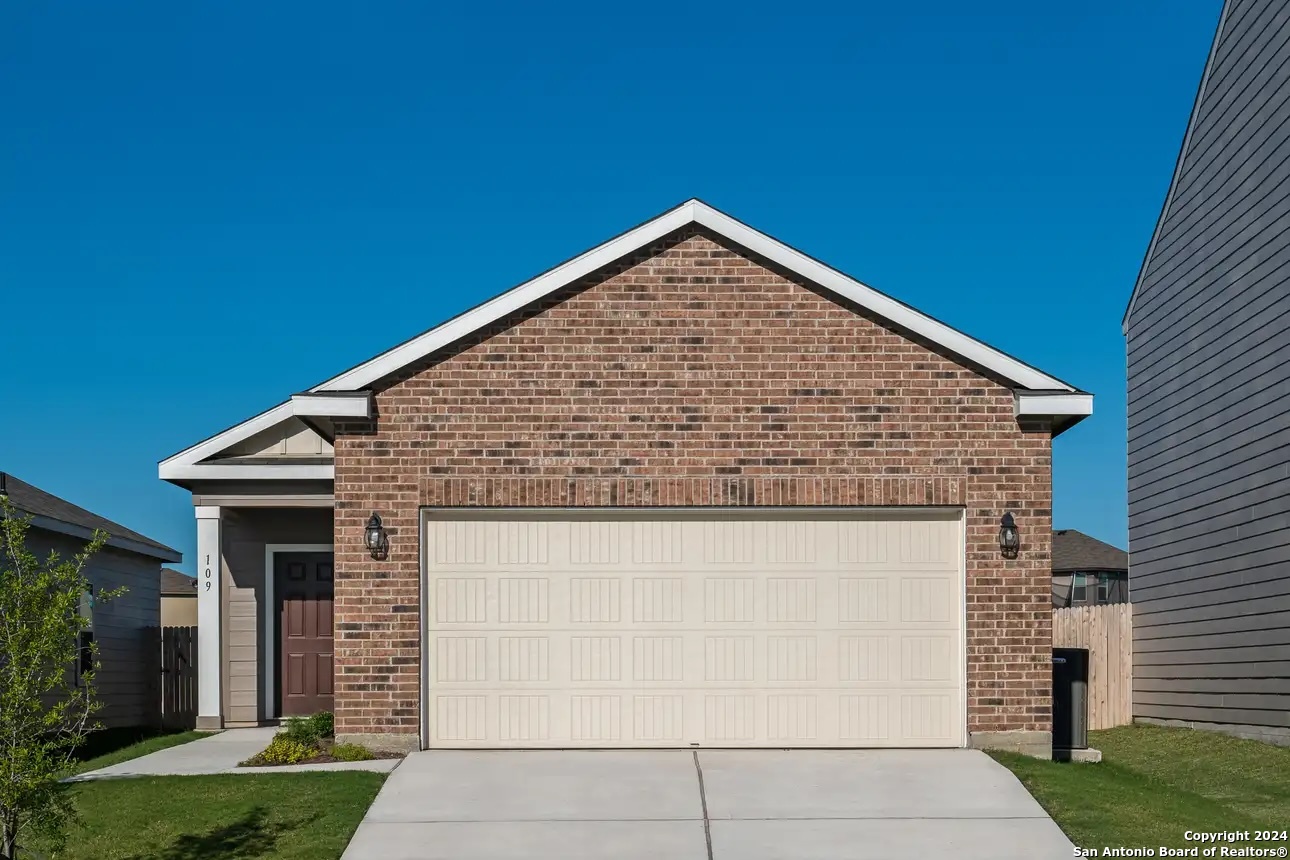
[341,749,1073,860]
[70,727,401,780]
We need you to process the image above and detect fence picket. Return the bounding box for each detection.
[1052,604,1132,730]
[154,625,199,730]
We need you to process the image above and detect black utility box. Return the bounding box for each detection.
[1053,647,1089,751]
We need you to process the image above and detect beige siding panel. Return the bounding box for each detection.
[161,596,198,627]
[229,689,258,709]
[220,507,333,724]
[228,673,257,692]
[221,417,334,458]
[228,614,257,633]
[228,645,258,663]
[424,510,965,749]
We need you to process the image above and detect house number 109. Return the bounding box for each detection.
[204,554,213,592]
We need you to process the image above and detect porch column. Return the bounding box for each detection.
[195,505,222,729]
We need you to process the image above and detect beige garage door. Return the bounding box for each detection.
[422,510,964,749]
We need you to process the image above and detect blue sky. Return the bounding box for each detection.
[1,1,1221,572]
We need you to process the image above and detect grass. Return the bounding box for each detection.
[27,772,386,859]
[65,727,206,776]
[991,724,1290,849]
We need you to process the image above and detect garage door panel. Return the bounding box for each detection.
[498,695,549,742]
[427,630,960,691]
[430,634,958,688]
[432,578,487,624]
[428,688,965,748]
[425,512,964,748]
[428,520,487,566]
[570,578,622,622]
[571,695,622,742]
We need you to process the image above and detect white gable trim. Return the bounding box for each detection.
[1015,391,1093,418]
[312,203,697,392]
[691,203,1074,392]
[160,402,295,480]
[291,392,373,418]
[312,199,1077,394]
[159,402,336,481]
[161,199,1088,481]
[161,402,294,470]
[160,463,334,481]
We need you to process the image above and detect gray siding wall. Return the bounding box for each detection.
[1127,0,1290,735]
[220,507,333,726]
[26,529,162,729]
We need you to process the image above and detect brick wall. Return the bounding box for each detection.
[333,227,1053,747]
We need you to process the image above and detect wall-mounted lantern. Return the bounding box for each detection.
[365,512,389,559]
[999,512,1020,559]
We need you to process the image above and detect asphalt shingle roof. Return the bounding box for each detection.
[0,471,180,562]
[161,568,197,594]
[1053,529,1127,572]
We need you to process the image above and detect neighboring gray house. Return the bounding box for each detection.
[1124,0,1290,743]
[0,471,181,728]
[1052,529,1128,609]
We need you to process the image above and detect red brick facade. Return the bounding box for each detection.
[333,227,1053,747]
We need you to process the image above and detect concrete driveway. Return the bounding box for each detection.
[342,749,1073,860]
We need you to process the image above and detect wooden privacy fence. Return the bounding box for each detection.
[150,626,198,730]
[1052,603,1133,730]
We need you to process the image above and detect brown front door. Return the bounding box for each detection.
[276,552,334,717]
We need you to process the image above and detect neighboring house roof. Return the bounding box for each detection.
[0,471,181,563]
[1052,529,1127,572]
[161,568,197,595]
[1121,0,1231,330]
[160,200,1092,483]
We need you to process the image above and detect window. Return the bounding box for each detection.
[75,586,95,686]
[1097,575,1111,604]
[1071,573,1087,604]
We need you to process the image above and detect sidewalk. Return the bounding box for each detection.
[70,727,401,781]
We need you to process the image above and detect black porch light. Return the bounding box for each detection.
[999,512,1019,558]
[364,512,389,559]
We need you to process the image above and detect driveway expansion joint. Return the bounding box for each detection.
[338,748,1073,859]
[692,752,715,860]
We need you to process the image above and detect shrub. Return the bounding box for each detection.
[254,734,318,765]
[330,743,375,762]
[282,717,316,745]
[283,711,334,746]
[307,711,334,739]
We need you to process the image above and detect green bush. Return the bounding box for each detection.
[330,742,375,762]
[308,711,335,739]
[283,711,334,746]
[282,718,316,745]
[254,734,318,765]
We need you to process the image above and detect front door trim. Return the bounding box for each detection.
[263,543,333,721]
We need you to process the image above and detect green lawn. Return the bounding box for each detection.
[66,727,206,776]
[991,724,1290,849]
[29,772,385,859]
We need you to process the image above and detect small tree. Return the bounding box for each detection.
[0,498,117,859]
